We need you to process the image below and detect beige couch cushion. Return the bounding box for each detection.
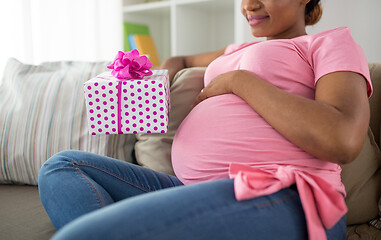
[0,185,55,239]
[369,63,381,146]
[134,67,205,175]
[347,223,381,239]
[341,128,381,225]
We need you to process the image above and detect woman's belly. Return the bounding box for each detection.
[171,94,330,185]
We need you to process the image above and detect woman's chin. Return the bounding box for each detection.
[250,29,267,38]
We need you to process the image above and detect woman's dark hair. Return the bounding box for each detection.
[305,0,322,25]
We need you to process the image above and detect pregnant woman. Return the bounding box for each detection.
[39,0,371,239]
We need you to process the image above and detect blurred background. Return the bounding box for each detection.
[0,0,123,80]
[0,0,380,82]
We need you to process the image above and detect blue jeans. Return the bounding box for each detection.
[38,150,346,240]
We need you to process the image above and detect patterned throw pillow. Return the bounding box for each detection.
[0,58,136,185]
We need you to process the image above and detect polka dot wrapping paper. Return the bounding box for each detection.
[83,70,170,135]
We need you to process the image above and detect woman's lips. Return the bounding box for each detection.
[247,15,269,26]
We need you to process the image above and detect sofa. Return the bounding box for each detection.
[0,58,380,240]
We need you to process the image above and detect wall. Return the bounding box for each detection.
[0,0,123,84]
[240,0,381,62]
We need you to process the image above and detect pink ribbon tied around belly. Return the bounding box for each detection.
[229,163,347,240]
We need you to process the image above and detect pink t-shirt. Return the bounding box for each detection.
[172,27,371,187]
[172,27,371,239]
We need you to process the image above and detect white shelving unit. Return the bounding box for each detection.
[123,0,381,64]
[123,0,250,63]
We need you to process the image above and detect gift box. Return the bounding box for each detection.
[83,69,169,135]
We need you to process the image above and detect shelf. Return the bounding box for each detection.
[123,1,170,15]
[174,0,235,55]
[175,0,232,11]
[123,4,171,62]
[123,0,240,61]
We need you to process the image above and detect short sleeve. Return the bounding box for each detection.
[308,27,372,97]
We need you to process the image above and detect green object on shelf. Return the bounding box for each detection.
[123,22,150,51]
[128,34,161,67]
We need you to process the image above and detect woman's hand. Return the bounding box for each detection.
[192,70,246,108]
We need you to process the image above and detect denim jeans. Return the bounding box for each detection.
[38,150,346,240]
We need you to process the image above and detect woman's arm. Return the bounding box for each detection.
[193,70,370,164]
[159,48,226,82]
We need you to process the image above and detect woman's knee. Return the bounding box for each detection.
[38,150,79,184]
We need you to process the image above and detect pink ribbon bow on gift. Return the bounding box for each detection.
[106,50,153,134]
[107,49,153,80]
[229,163,347,240]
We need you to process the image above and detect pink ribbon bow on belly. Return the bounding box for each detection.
[229,163,347,240]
